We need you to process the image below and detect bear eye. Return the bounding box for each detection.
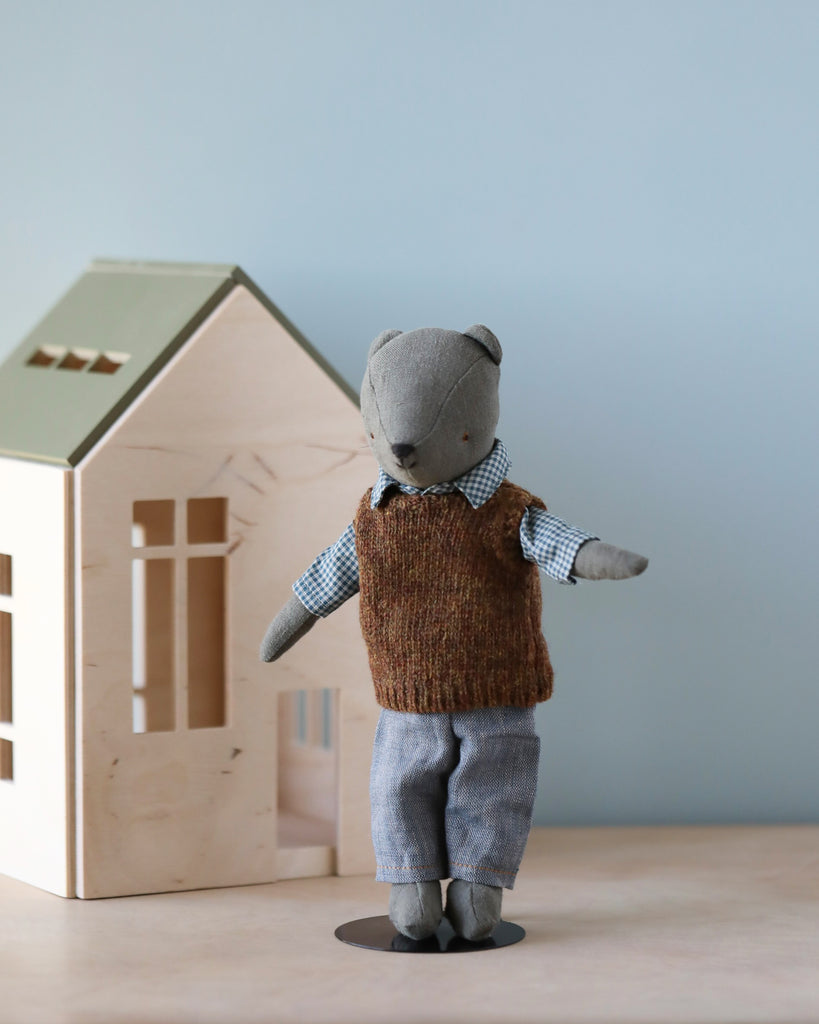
[462,432,469,442]
[370,432,375,439]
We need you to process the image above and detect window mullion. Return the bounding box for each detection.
[175,502,188,733]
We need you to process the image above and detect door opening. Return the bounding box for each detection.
[277,688,338,879]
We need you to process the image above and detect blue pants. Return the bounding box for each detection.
[369,706,540,890]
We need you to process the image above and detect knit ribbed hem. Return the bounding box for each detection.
[373,678,552,715]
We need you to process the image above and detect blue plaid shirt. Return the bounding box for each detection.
[293,439,596,617]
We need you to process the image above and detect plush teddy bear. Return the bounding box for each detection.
[261,325,647,943]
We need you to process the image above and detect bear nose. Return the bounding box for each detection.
[391,442,415,464]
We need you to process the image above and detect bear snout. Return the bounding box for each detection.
[391,442,416,466]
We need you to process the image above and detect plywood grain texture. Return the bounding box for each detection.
[75,284,377,897]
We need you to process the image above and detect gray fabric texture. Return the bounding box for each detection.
[370,707,540,888]
[388,881,443,940]
[259,593,318,662]
[445,879,503,941]
[572,539,649,580]
[366,328,403,363]
[462,323,502,365]
[360,326,501,489]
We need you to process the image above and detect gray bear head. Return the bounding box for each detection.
[360,324,502,489]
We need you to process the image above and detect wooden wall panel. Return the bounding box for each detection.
[0,460,72,896]
[76,286,377,897]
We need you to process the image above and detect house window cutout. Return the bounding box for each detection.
[132,559,175,733]
[0,611,11,725]
[57,348,96,371]
[89,351,130,375]
[132,500,229,734]
[133,500,175,547]
[0,739,11,782]
[187,557,226,729]
[277,689,337,853]
[187,498,227,545]
[27,345,66,368]
[0,553,10,595]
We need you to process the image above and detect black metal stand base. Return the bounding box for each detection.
[334,915,525,953]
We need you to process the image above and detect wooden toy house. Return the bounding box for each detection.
[0,261,377,898]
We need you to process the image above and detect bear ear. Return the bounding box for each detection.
[463,324,502,365]
[368,329,403,362]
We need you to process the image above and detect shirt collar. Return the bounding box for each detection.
[370,438,510,509]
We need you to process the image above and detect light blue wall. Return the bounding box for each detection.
[1,1,816,825]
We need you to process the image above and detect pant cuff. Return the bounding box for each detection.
[375,862,448,884]
[448,861,519,890]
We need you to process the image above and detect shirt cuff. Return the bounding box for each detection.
[559,533,597,585]
[519,506,598,585]
[291,523,360,616]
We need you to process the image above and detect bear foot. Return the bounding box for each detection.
[445,879,502,941]
[389,881,443,940]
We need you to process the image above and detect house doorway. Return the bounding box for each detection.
[277,688,339,879]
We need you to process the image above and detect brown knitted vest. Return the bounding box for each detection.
[354,481,554,713]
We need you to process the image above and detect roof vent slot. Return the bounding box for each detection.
[26,345,66,368]
[57,348,96,371]
[89,351,130,375]
[26,346,130,374]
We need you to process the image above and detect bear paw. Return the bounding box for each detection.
[388,881,443,940]
[445,879,502,941]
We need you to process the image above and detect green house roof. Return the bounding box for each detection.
[0,260,354,467]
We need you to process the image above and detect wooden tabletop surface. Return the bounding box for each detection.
[1,826,817,1024]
